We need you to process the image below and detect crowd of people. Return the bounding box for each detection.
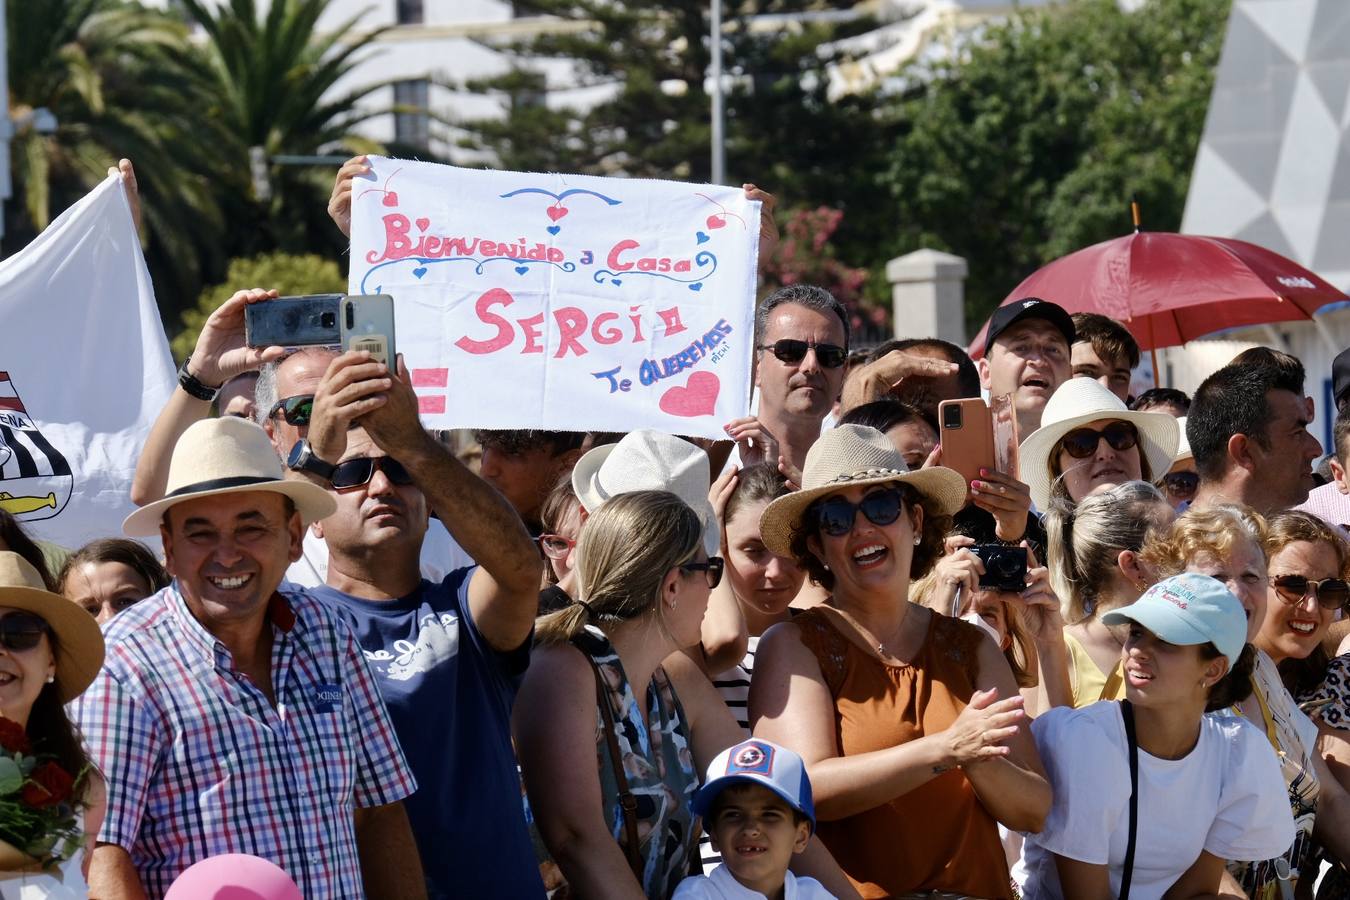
[0,158,1348,900]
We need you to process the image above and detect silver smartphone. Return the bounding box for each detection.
[341,295,397,369]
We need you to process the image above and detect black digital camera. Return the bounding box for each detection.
[972,544,1028,592]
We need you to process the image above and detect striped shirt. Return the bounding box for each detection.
[71,583,416,900]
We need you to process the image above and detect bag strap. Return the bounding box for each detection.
[1120,699,1139,900]
[586,653,644,881]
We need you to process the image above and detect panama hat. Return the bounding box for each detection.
[1174,416,1192,464]
[123,417,337,537]
[571,430,720,556]
[0,552,104,702]
[1019,378,1180,509]
[759,424,966,557]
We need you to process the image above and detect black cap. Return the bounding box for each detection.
[984,298,1076,358]
[1333,346,1350,409]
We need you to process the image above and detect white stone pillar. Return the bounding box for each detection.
[885,248,968,346]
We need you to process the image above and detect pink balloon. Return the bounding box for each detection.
[165,854,303,900]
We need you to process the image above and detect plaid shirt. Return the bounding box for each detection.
[71,583,416,899]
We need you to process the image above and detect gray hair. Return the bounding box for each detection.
[754,284,850,349]
[252,360,281,427]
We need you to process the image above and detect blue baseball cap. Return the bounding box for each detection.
[692,739,815,833]
[1101,572,1247,669]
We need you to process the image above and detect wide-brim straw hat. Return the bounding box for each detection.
[124,416,337,537]
[759,424,967,557]
[0,552,104,702]
[572,430,720,556]
[1019,378,1180,509]
[1174,416,1192,464]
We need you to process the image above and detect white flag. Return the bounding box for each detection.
[0,175,174,549]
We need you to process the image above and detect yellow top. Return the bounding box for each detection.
[1063,629,1125,707]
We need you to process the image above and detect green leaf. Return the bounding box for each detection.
[0,757,25,795]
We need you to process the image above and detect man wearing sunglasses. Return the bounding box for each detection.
[750,286,852,475]
[1189,358,1322,515]
[292,351,547,900]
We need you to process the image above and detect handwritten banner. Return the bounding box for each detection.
[348,158,758,437]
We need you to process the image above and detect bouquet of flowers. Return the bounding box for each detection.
[0,719,82,870]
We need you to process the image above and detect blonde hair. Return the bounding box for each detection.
[1045,480,1170,623]
[1266,510,1350,575]
[1139,504,1270,580]
[535,491,702,645]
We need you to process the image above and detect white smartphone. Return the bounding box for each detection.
[341,294,397,369]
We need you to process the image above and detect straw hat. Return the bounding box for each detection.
[759,424,966,557]
[1018,378,1180,509]
[1174,416,1192,464]
[0,552,104,702]
[123,417,337,537]
[572,430,719,556]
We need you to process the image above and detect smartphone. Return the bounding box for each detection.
[341,294,397,369]
[990,393,1020,480]
[244,294,342,349]
[938,398,995,487]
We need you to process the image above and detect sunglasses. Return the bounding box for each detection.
[1059,421,1139,460]
[1271,574,1350,611]
[680,557,724,589]
[0,613,48,653]
[1161,471,1199,499]
[812,487,907,537]
[756,339,848,369]
[268,394,315,427]
[538,534,576,560]
[330,456,415,490]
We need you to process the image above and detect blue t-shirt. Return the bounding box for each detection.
[313,569,544,899]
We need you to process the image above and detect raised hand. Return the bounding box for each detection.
[188,288,283,387]
[328,155,373,238]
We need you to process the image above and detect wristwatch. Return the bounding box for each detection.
[177,357,220,402]
[287,440,336,482]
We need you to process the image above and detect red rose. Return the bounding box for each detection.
[21,763,73,809]
[0,719,30,755]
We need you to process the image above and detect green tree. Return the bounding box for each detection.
[882,0,1232,326]
[4,0,227,308]
[173,251,345,359]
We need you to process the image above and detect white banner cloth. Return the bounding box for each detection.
[0,175,175,549]
[349,158,758,438]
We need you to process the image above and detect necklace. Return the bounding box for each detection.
[833,605,906,657]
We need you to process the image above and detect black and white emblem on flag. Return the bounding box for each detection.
[0,372,72,521]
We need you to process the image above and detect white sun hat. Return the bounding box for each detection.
[1174,416,1192,464]
[123,416,337,536]
[571,430,720,556]
[1019,378,1180,509]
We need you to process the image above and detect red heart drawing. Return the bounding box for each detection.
[415,217,430,231]
[546,204,569,222]
[706,214,726,229]
[660,371,720,418]
[382,191,399,207]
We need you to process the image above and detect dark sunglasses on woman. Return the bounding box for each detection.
[330,456,415,490]
[268,394,315,427]
[1059,421,1139,460]
[0,612,49,652]
[680,557,724,589]
[756,339,848,369]
[813,487,907,537]
[1271,574,1350,611]
[1161,471,1199,500]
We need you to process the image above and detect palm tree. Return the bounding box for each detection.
[5,0,227,310]
[175,0,395,256]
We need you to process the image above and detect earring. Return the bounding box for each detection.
[45,675,54,684]
[913,536,921,546]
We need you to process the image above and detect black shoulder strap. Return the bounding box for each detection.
[1120,699,1139,900]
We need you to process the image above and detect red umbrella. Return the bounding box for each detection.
[967,231,1348,376]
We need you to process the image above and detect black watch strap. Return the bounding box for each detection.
[177,357,220,402]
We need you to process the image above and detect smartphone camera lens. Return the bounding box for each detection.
[345,302,355,330]
[942,405,963,429]
[320,312,336,329]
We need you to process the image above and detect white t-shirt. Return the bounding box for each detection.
[673,864,835,900]
[284,517,474,587]
[1016,701,1294,900]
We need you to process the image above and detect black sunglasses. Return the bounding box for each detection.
[680,557,724,589]
[331,456,415,490]
[812,487,906,537]
[0,613,49,653]
[1059,421,1139,460]
[1161,471,1199,498]
[756,339,848,369]
[1271,574,1350,611]
[268,394,315,427]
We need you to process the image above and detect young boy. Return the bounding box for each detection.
[676,738,836,900]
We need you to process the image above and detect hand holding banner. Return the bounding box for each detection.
[348,159,759,438]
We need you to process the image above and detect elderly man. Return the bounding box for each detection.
[75,415,424,899]
[294,351,545,899]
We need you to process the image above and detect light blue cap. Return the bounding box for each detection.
[1102,572,1247,669]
